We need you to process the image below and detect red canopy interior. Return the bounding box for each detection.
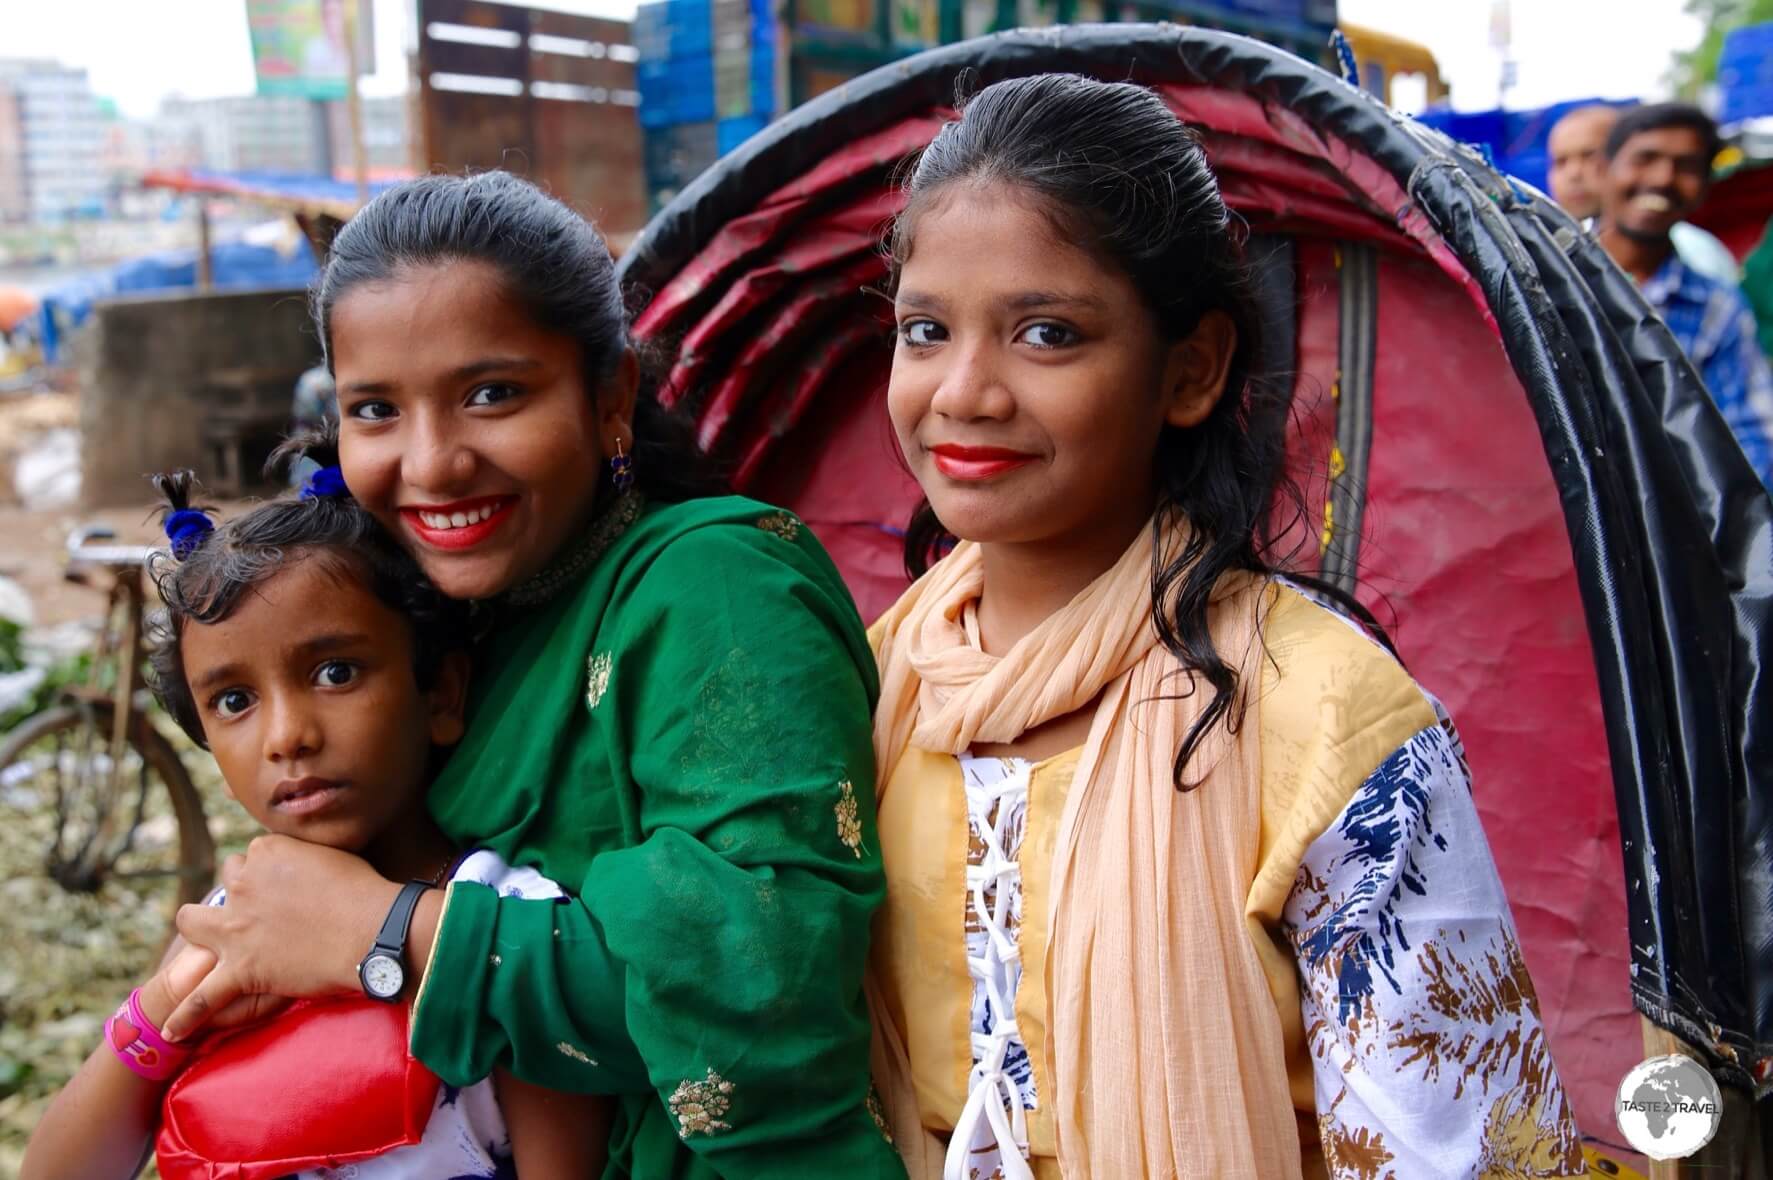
[1691,159,1773,261]
[632,82,1637,1143]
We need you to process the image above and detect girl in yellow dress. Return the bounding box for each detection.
[865,73,1586,1180]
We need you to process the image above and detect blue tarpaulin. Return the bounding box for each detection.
[27,165,407,363]
[1415,97,1635,196]
[1720,23,1773,126]
[33,235,318,365]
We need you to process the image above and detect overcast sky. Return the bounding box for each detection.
[1339,0,1705,111]
[1,0,1708,118]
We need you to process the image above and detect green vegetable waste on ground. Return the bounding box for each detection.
[0,709,255,1178]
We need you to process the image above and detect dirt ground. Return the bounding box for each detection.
[2,499,183,624]
[0,389,251,627]
[0,390,73,460]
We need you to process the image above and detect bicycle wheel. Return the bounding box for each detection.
[0,702,215,916]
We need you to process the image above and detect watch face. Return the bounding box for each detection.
[362,953,404,999]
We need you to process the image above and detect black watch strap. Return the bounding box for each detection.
[371,879,433,957]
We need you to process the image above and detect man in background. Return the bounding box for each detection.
[1549,103,1740,283]
[1596,102,1773,488]
[1549,106,1615,221]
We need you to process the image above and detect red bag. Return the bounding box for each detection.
[155,995,441,1180]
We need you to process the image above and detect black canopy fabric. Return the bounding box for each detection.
[618,23,1773,1094]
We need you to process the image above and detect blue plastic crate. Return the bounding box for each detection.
[1720,20,1773,63]
[637,58,675,127]
[675,55,717,123]
[714,0,775,41]
[643,128,675,179]
[634,0,715,61]
[718,114,770,155]
[675,0,717,56]
[1720,23,1773,124]
[634,3,671,59]
[712,0,774,38]
[645,121,718,178]
[1220,0,1306,19]
[752,41,775,117]
[638,54,717,127]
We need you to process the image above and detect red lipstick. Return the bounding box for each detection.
[398,496,516,551]
[929,444,1038,481]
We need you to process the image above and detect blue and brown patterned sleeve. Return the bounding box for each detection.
[1282,718,1586,1179]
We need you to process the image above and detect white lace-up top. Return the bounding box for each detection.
[950,754,1039,1180]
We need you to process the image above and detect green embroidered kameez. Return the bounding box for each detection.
[409,495,902,1178]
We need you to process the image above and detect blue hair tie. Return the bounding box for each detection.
[165,509,214,560]
[299,465,349,500]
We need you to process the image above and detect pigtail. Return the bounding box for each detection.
[267,420,350,500]
[145,470,216,745]
[151,469,216,560]
[267,420,340,477]
[150,467,198,515]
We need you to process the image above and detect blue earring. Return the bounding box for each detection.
[610,438,634,493]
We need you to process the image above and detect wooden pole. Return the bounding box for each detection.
[344,0,369,208]
[195,199,212,291]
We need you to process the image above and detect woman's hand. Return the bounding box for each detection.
[161,835,401,1042]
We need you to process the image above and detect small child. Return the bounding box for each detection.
[21,439,608,1180]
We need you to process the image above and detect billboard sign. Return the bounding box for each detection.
[246,0,370,100]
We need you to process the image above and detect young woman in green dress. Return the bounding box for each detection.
[158,172,905,1179]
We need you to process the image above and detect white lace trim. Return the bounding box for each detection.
[947,755,1036,1180]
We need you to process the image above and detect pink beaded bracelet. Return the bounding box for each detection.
[104,988,192,1083]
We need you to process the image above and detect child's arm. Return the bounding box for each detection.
[494,1067,612,1178]
[20,945,214,1180]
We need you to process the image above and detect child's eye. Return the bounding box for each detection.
[314,660,358,688]
[212,689,255,719]
[1016,322,1077,349]
[347,400,397,422]
[898,319,946,348]
[466,383,521,408]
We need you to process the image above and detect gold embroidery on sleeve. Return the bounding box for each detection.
[669,1069,735,1137]
[585,651,613,710]
[557,1041,598,1066]
[866,1085,894,1144]
[756,512,802,542]
[835,778,864,858]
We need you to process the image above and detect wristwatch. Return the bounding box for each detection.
[357,880,433,1002]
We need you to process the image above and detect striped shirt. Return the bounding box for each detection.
[1642,255,1773,488]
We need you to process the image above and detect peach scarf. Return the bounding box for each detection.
[866,520,1303,1179]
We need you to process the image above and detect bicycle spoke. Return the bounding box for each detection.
[52,725,66,809]
[108,742,152,867]
[48,718,84,869]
